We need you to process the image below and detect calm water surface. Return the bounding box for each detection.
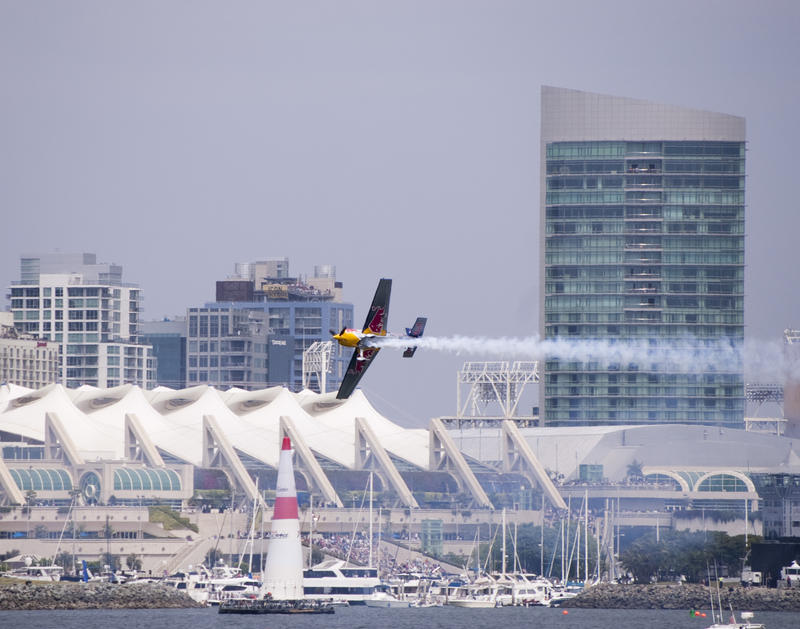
[0,606,796,629]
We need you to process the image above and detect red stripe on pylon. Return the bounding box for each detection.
[273,496,298,520]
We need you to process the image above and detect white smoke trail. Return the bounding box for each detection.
[369,335,799,381]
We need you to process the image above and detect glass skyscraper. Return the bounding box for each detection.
[540,87,745,426]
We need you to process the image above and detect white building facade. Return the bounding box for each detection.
[0,312,60,389]
[8,253,156,388]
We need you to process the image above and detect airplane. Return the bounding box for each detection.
[331,278,426,399]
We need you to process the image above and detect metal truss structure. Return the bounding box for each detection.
[745,382,786,435]
[745,382,784,407]
[456,361,539,419]
[301,341,333,393]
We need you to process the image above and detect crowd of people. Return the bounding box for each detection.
[305,533,447,576]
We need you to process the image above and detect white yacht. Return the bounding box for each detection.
[302,559,380,605]
[509,573,553,606]
[5,565,64,582]
[364,584,412,608]
[488,572,553,606]
[446,576,499,608]
[384,573,440,604]
[166,562,259,605]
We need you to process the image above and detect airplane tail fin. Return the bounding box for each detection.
[403,317,427,357]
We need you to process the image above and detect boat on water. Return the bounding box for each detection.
[302,559,380,605]
[219,595,334,614]
[165,562,261,605]
[704,610,764,629]
[446,576,499,608]
[705,565,764,629]
[490,571,557,607]
[4,565,63,582]
[410,599,442,608]
[364,583,412,608]
[548,583,583,607]
[446,596,497,608]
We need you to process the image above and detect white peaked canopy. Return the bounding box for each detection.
[0,383,431,472]
[302,390,429,470]
[0,384,116,460]
[225,388,352,468]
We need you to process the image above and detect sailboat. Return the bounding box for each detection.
[219,437,333,614]
[704,564,764,629]
[446,515,501,608]
[363,472,411,608]
[705,611,765,629]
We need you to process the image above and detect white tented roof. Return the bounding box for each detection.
[0,383,430,471]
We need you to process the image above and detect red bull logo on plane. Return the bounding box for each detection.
[366,307,386,334]
[355,349,377,373]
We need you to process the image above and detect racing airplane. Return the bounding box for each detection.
[331,278,427,399]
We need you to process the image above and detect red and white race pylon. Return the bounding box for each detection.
[261,436,305,600]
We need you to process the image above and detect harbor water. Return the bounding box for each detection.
[0,605,797,629]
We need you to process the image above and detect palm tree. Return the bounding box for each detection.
[126,553,142,571]
[626,459,644,481]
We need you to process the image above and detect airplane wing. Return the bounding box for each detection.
[362,278,391,335]
[336,278,392,399]
[336,347,380,399]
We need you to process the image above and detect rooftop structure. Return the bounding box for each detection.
[456,361,539,419]
[18,253,122,286]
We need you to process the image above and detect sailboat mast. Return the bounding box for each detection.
[576,511,581,582]
[514,519,518,573]
[248,478,259,574]
[368,472,373,569]
[744,498,749,547]
[308,493,313,569]
[560,516,565,583]
[502,507,507,574]
[584,489,588,584]
[540,494,545,577]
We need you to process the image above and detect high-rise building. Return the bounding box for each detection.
[8,253,156,388]
[139,317,187,389]
[540,87,745,426]
[187,260,353,392]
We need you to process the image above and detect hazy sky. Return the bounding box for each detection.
[2,1,799,427]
